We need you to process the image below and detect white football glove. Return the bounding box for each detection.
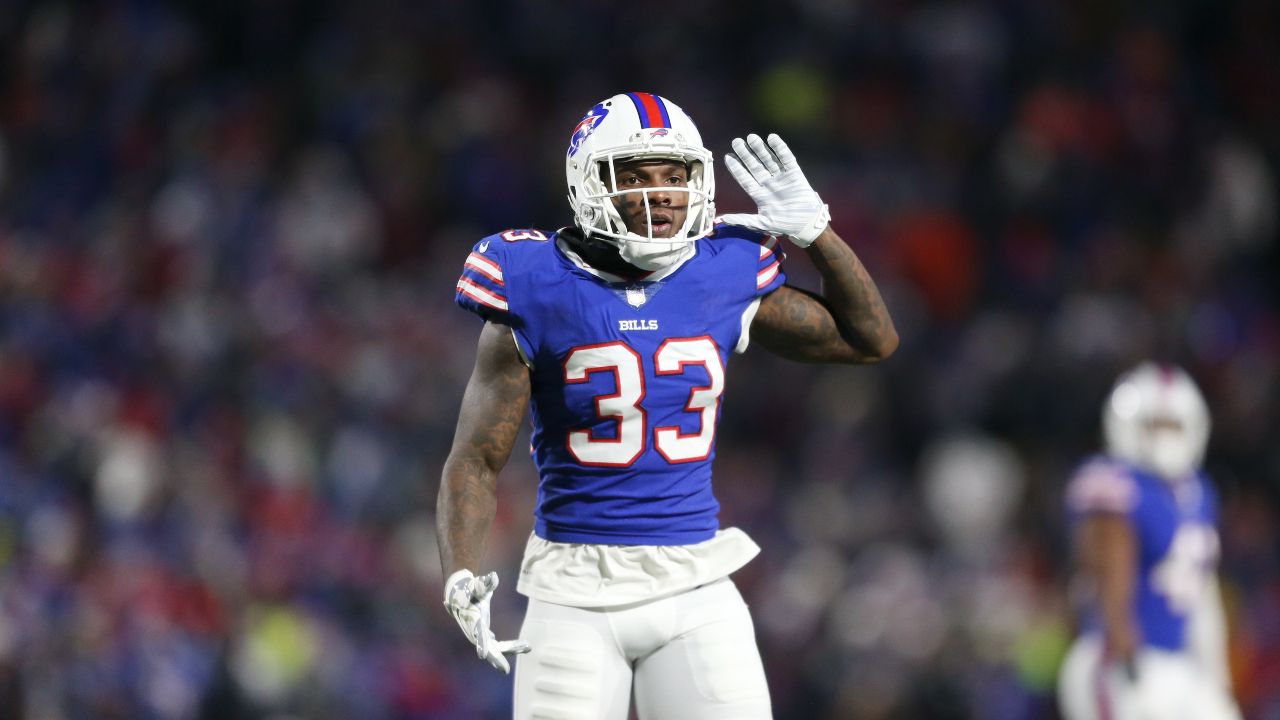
[443,569,530,673]
[719,133,831,247]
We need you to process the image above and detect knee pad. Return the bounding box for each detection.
[517,620,610,720]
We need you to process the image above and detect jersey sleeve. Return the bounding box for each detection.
[712,222,789,297]
[454,237,516,325]
[1065,458,1139,515]
[711,224,789,355]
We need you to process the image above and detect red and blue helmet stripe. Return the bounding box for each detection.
[626,92,672,129]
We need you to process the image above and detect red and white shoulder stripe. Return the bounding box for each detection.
[756,235,783,290]
[456,278,509,312]
[464,252,504,285]
[1066,461,1138,514]
[456,244,511,314]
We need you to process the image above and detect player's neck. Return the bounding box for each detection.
[560,227,651,280]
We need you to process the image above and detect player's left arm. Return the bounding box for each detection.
[752,227,898,363]
[1188,574,1234,692]
[720,133,897,364]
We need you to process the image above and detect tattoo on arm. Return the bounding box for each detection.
[808,228,898,359]
[753,286,850,362]
[437,321,531,576]
[755,228,899,363]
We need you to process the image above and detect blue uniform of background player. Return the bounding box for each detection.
[437,92,898,719]
[1059,363,1241,720]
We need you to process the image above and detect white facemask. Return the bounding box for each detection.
[1147,428,1199,480]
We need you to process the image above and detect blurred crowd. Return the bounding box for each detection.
[1,0,1278,718]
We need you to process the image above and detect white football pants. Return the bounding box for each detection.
[513,578,772,720]
[1058,635,1242,720]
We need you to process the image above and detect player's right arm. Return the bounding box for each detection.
[1078,512,1140,669]
[437,320,530,577]
[436,320,532,673]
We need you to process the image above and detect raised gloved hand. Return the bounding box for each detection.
[719,133,830,247]
[443,569,530,673]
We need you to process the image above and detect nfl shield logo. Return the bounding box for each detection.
[626,287,647,307]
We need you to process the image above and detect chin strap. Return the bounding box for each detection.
[618,239,693,272]
[562,227,653,279]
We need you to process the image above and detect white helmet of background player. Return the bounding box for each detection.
[1103,362,1211,481]
[565,92,715,269]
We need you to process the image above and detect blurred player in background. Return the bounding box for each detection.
[1059,362,1242,720]
[437,92,897,719]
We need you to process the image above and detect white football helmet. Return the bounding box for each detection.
[1102,362,1211,481]
[565,92,715,269]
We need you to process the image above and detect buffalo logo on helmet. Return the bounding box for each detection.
[567,103,609,158]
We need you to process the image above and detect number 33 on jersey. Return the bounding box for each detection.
[455,226,785,546]
[564,336,723,466]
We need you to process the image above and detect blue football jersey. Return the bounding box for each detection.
[455,225,786,545]
[1066,455,1221,650]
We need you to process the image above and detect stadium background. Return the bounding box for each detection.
[1,0,1278,718]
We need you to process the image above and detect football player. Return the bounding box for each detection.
[1058,363,1242,720]
[438,92,898,719]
